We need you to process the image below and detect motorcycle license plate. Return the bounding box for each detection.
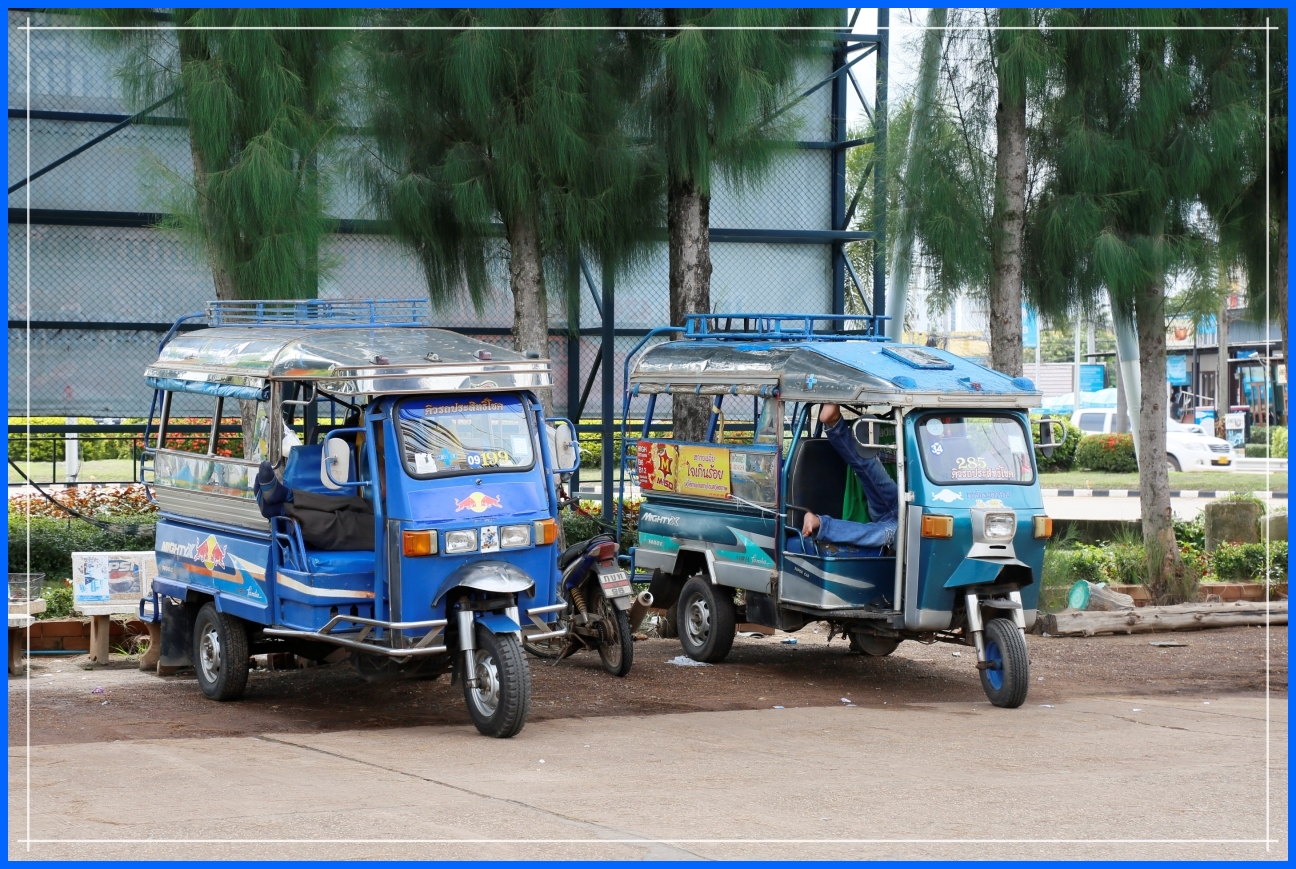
[597,568,632,598]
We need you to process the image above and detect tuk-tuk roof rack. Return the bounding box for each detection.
[681,313,890,342]
[206,299,431,328]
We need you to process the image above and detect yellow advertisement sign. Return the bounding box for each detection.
[677,445,731,499]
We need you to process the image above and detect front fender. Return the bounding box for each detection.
[432,559,535,607]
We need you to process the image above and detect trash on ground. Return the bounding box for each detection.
[781,638,797,645]
[100,700,108,705]
[1039,704,1055,708]
[91,687,104,694]
[1131,708,1142,712]
[1149,641,1188,647]
[738,632,766,638]
[666,655,710,667]
[632,632,648,641]
[951,651,961,657]
[772,705,785,709]
[840,697,851,704]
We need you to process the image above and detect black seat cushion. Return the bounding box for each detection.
[786,438,848,529]
[286,490,375,551]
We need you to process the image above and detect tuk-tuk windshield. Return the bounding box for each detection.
[396,394,535,478]
[916,414,1034,485]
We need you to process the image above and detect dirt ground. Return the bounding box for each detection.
[9,623,1285,746]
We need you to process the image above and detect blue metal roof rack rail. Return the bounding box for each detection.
[680,312,890,341]
[206,298,431,328]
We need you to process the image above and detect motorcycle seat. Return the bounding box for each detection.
[558,534,614,570]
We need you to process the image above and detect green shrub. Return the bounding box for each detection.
[1074,433,1139,472]
[1248,425,1270,445]
[1245,443,1270,458]
[1033,419,1082,472]
[1210,541,1288,583]
[8,514,157,580]
[1107,542,1149,585]
[38,582,73,619]
[1174,514,1206,549]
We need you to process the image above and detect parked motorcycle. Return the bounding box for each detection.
[523,534,641,676]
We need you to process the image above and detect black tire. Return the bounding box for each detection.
[979,617,1029,708]
[596,593,634,677]
[848,632,901,657]
[462,624,530,738]
[192,602,249,701]
[1167,454,1182,473]
[677,577,736,663]
[657,602,679,639]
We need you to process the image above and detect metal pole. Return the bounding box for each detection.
[600,259,615,525]
[1073,315,1082,412]
[871,9,889,320]
[565,255,581,494]
[830,10,848,320]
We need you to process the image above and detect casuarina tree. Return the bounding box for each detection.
[1029,10,1256,601]
[363,9,656,411]
[633,8,836,441]
[93,8,351,301]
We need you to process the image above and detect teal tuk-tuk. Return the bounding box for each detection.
[619,314,1064,707]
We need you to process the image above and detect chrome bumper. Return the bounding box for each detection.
[522,601,569,642]
[263,614,448,658]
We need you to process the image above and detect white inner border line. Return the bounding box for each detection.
[15,14,1281,853]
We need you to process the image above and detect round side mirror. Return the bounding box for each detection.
[549,421,579,476]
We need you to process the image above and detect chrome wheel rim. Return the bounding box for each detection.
[198,623,221,684]
[683,596,711,647]
[469,649,501,717]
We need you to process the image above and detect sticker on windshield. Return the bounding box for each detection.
[480,526,500,554]
[414,452,437,475]
[925,418,945,436]
[949,456,1014,480]
[930,442,944,455]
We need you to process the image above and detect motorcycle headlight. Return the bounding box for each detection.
[443,529,478,554]
[984,512,1016,540]
[500,524,531,549]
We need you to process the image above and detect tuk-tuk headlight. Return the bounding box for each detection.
[984,512,1016,540]
[443,529,478,554]
[500,524,531,549]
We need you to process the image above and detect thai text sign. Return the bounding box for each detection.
[636,441,732,499]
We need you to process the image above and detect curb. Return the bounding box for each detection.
[1042,489,1288,499]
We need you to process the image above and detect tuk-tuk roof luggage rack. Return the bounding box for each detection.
[206,299,431,329]
[681,313,891,342]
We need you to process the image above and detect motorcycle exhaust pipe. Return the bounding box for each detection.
[628,590,654,633]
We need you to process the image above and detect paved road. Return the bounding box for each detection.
[9,694,1285,861]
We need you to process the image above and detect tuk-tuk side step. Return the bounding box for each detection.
[778,601,902,623]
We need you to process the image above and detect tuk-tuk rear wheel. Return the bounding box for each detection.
[192,602,249,702]
[848,632,900,657]
[462,624,530,738]
[979,617,1029,708]
[677,577,736,663]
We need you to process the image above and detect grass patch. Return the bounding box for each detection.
[9,459,139,485]
[1039,471,1286,492]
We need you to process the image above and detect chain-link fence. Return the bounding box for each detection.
[9,11,870,485]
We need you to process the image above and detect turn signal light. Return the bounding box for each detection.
[1033,516,1053,539]
[533,518,559,546]
[921,514,954,539]
[402,529,437,557]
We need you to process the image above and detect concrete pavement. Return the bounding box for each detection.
[9,695,1286,861]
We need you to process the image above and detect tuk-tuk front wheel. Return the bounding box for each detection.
[677,577,736,663]
[193,602,249,701]
[462,624,530,738]
[979,617,1029,708]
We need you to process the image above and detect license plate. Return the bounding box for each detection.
[597,569,632,598]
[1213,458,1231,465]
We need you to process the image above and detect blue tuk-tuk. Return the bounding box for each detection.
[137,299,612,737]
[619,314,1064,708]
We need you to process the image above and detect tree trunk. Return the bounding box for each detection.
[508,209,551,412]
[668,180,712,442]
[1134,267,1191,603]
[988,55,1027,377]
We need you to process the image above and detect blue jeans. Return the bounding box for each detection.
[811,420,899,549]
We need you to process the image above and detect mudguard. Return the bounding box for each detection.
[432,560,535,606]
[476,612,522,634]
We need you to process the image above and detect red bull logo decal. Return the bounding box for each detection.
[455,492,503,513]
[195,535,226,570]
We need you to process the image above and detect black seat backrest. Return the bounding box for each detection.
[786,438,847,531]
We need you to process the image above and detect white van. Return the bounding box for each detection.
[1070,410,1233,472]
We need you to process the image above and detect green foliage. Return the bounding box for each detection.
[1074,433,1138,473]
[1246,427,1289,458]
[1032,420,1082,472]
[8,514,157,580]
[91,9,354,299]
[560,500,638,553]
[1210,541,1288,584]
[38,582,73,620]
[1174,514,1207,550]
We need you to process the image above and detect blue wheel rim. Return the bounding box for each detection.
[984,639,1004,691]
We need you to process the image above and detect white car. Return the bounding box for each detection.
[1069,409,1233,472]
